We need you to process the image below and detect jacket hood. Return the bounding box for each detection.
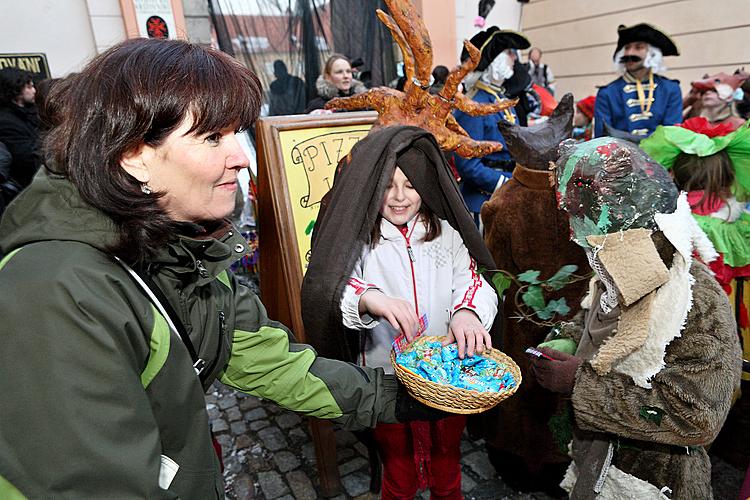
[315,75,366,100]
[0,170,118,254]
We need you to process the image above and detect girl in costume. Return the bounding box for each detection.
[302,126,498,499]
[641,117,750,379]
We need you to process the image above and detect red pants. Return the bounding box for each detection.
[373,415,466,500]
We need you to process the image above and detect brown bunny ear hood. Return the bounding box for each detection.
[301,125,496,361]
[498,93,574,170]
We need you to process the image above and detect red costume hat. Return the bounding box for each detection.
[576,95,596,120]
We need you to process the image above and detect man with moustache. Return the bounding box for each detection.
[594,24,682,138]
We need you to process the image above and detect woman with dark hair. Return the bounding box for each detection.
[304,53,367,113]
[0,38,430,499]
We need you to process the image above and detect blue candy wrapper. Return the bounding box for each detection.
[395,337,516,393]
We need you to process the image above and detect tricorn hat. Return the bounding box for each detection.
[461,27,530,72]
[614,23,679,58]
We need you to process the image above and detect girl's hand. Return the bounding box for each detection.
[360,290,419,340]
[445,309,492,358]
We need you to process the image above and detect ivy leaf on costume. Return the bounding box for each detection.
[545,298,571,317]
[536,306,555,321]
[518,270,542,284]
[491,271,512,297]
[522,285,545,311]
[544,265,578,291]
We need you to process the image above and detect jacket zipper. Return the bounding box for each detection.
[196,260,209,278]
[399,222,420,317]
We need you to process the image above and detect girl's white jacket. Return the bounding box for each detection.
[340,215,498,374]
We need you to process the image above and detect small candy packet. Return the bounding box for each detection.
[392,314,429,355]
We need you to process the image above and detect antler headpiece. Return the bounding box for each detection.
[325,0,517,158]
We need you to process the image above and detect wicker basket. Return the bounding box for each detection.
[391,336,522,414]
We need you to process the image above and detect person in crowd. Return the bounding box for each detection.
[642,118,750,299]
[594,23,682,138]
[573,95,595,141]
[478,95,589,498]
[268,59,306,116]
[642,119,750,469]
[503,49,537,127]
[0,38,440,499]
[0,67,41,207]
[741,465,750,500]
[302,126,498,499]
[525,47,555,96]
[682,71,748,130]
[350,57,372,89]
[428,65,449,95]
[0,141,11,216]
[453,27,530,227]
[736,75,750,120]
[530,137,741,498]
[304,53,367,113]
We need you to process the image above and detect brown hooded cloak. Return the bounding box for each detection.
[302,126,497,362]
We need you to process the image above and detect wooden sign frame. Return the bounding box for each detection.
[255,111,378,496]
[256,111,377,339]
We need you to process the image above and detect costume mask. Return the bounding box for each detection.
[555,137,678,248]
[482,51,514,87]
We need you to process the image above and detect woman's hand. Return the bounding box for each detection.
[359,290,419,340]
[445,309,491,358]
[309,108,334,115]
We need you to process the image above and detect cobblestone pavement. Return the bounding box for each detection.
[206,383,744,500]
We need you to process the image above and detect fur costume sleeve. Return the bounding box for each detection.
[570,263,742,447]
[544,309,586,345]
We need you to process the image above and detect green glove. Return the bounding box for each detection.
[538,338,577,355]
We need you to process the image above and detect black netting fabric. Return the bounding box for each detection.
[209,0,332,113]
[209,0,396,115]
[330,0,396,88]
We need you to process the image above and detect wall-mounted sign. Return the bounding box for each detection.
[0,53,51,80]
[134,0,177,39]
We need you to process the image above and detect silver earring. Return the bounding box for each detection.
[141,183,152,195]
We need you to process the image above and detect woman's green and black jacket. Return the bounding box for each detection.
[0,172,397,499]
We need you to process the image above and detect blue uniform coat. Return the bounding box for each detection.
[453,87,516,214]
[594,74,682,138]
